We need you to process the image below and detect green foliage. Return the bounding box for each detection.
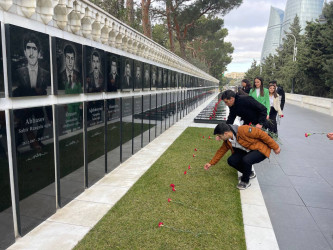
[75,127,246,249]
[253,3,333,97]
[152,23,169,47]
[244,60,260,83]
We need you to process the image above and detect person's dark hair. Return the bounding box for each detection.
[269,80,277,85]
[242,79,250,86]
[92,51,100,60]
[253,77,264,96]
[64,44,75,58]
[268,83,278,98]
[214,123,231,135]
[221,89,236,100]
[23,33,40,52]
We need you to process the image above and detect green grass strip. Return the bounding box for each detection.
[75,127,246,250]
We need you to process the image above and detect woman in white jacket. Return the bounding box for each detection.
[268,83,283,135]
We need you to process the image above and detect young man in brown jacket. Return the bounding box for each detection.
[204,123,281,190]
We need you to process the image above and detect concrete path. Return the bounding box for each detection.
[8,93,277,250]
[255,103,333,250]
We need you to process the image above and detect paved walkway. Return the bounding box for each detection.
[256,103,333,250]
[8,93,277,250]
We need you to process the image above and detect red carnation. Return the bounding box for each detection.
[158,222,164,227]
[184,171,187,175]
[168,198,172,203]
[194,148,197,151]
[188,165,191,169]
[208,136,211,139]
[193,154,195,157]
[281,115,284,118]
[172,187,176,192]
[249,122,252,126]
[170,183,175,188]
[203,136,205,138]
[209,117,212,120]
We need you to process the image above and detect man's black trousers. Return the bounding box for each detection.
[227,148,266,183]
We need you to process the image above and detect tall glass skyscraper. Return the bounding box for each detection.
[261,7,284,62]
[261,0,324,61]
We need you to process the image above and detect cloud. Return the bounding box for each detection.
[223,0,287,72]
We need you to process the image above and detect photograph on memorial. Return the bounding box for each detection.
[177,91,182,120]
[0,111,15,249]
[121,57,133,91]
[150,94,157,140]
[165,92,170,130]
[163,68,168,89]
[106,98,121,172]
[6,24,51,97]
[143,63,150,90]
[169,71,175,88]
[121,97,133,162]
[85,46,105,93]
[151,65,157,90]
[161,93,167,133]
[86,100,105,186]
[142,95,150,147]
[133,96,142,154]
[53,38,82,95]
[133,60,142,90]
[0,25,4,98]
[107,53,120,92]
[57,103,84,206]
[11,105,55,235]
[157,67,163,89]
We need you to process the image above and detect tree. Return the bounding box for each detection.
[154,0,242,58]
[245,60,260,82]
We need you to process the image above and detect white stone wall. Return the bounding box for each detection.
[286,93,333,116]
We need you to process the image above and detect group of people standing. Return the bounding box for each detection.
[239,77,285,135]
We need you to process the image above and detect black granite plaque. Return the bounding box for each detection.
[151,66,157,90]
[142,95,150,147]
[0,111,15,249]
[143,63,150,90]
[161,93,166,133]
[163,68,168,89]
[87,100,105,186]
[53,38,83,95]
[121,57,133,91]
[134,60,142,90]
[133,96,142,154]
[157,67,162,89]
[150,94,157,140]
[155,94,162,137]
[107,53,120,92]
[106,98,121,172]
[12,105,55,235]
[165,92,170,130]
[0,25,4,98]
[121,97,133,162]
[57,103,84,206]
[85,46,105,93]
[6,25,51,97]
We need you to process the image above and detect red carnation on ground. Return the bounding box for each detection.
[188,165,191,169]
[172,187,176,192]
[281,115,284,118]
[194,148,197,151]
[203,136,205,138]
[208,136,211,139]
[249,122,252,126]
[168,198,172,203]
[170,183,175,188]
[184,171,187,175]
[305,133,310,137]
[193,154,195,157]
[158,222,164,227]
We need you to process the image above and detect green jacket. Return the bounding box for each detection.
[249,88,270,115]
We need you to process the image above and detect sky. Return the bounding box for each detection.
[223,0,288,73]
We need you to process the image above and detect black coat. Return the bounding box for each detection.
[226,94,267,125]
[276,86,285,110]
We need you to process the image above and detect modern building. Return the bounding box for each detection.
[261,0,325,62]
[261,6,284,62]
[281,0,325,42]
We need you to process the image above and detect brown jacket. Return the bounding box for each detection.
[209,125,279,165]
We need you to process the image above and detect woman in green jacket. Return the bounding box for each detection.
[249,77,270,119]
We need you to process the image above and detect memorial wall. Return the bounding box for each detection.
[0,1,218,248]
